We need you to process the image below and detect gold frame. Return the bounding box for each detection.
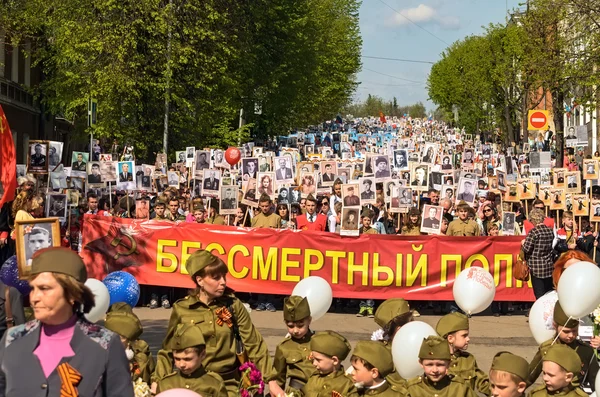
[15,218,61,279]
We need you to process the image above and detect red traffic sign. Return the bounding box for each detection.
[528,110,549,130]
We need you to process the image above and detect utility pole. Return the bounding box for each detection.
[163,0,173,155]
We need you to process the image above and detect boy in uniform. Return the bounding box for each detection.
[350,340,405,396]
[360,208,378,234]
[527,302,598,393]
[152,201,169,220]
[436,312,489,395]
[270,296,315,394]
[105,303,155,384]
[300,331,358,397]
[406,335,476,397]
[528,344,588,397]
[488,352,528,397]
[157,323,227,396]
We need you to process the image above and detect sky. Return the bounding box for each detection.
[356,0,524,111]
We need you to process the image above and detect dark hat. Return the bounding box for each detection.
[283,295,311,322]
[192,204,206,212]
[418,335,451,361]
[310,331,351,360]
[185,250,225,280]
[352,341,394,377]
[553,302,579,328]
[347,186,355,191]
[170,323,206,350]
[374,298,411,328]
[543,344,581,375]
[361,208,373,219]
[154,200,167,208]
[436,312,469,338]
[104,311,143,340]
[363,179,372,186]
[490,351,529,382]
[31,247,87,283]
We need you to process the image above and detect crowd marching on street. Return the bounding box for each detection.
[0,115,600,397]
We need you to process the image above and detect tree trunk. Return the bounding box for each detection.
[554,90,564,167]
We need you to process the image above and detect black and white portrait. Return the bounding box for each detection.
[46,194,67,220]
[242,158,259,181]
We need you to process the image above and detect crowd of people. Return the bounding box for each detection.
[0,115,599,396]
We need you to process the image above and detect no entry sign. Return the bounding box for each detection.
[528,109,549,130]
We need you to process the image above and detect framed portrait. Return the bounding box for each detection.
[46,194,67,221]
[441,185,455,201]
[392,149,409,171]
[195,150,211,175]
[517,178,535,200]
[70,151,89,175]
[257,172,275,200]
[539,186,552,206]
[298,171,317,197]
[440,155,453,171]
[241,178,258,207]
[502,212,516,236]
[241,157,259,181]
[117,161,136,190]
[572,194,589,217]
[48,141,64,169]
[409,164,429,191]
[456,177,477,205]
[590,199,600,222]
[421,144,438,166]
[303,145,314,157]
[565,171,580,194]
[549,188,566,211]
[383,179,397,203]
[257,154,272,173]
[488,176,499,191]
[100,160,117,183]
[252,146,264,157]
[28,140,49,174]
[288,187,301,204]
[135,198,150,220]
[503,181,520,203]
[497,170,507,192]
[462,149,474,168]
[176,151,187,164]
[442,173,455,187]
[337,167,351,183]
[359,177,376,205]
[167,171,180,187]
[67,176,85,193]
[272,156,293,185]
[553,168,566,188]
[340,207,360,236]
[583,159,599,180]
[87,161,104,187]
[342,183,360,207]
[220,186,238,215]
[420,204,443,235]
[203,169,221,196]
[15,218,61,279]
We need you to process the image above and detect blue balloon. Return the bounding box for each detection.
[103,271,140,307]
[0,256,31,296]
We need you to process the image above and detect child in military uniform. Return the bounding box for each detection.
[270,296,315,394]
[350,340,404,396]
[406,335,476,397]
[436,312,489,395]
[156,323,227,396]
[371,298,414,393]
[360,209,378,235]
[300,331,358,397]
[528,344,588,397]
[527,302,598,393]
[105,303,156,385]
[488,352,528,397]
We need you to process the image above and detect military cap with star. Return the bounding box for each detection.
[185,250,226,280]
[352,341,394,377]
[374,298,411,328]
[418,335,451,360]
[490,351,529,382]
[310,331,351,360]
[436,312,469,338]
[169,323,206,350]
[283,295,311,322]
[542,344,582,376]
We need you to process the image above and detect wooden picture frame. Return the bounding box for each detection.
[15,218,61,279]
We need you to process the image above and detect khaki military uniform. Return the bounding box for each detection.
[154,293,273,397]
[406,374,477,397]
[132,339,156,384]
[167,212,187,221]
[528,338,599,389]
[300,368,359,397]
[527,384,588,397]
[206,214,226,225]
[446,219,480,236]
[157,367,228,397]
[448,351,489,395]
[359,381,404,396]
[251,212,282,228]
[382,343,407,393]
[360,227,378,235]
[154,214,170,221]
[272,332,315,393]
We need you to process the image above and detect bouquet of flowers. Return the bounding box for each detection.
[590,305,600,358]
[238,362,264,397]
[133,378,151,397]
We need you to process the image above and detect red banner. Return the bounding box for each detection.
[81,215,535,301]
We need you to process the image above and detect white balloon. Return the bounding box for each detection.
[528,291,558,344]
[391,321,437,379]
[85,278,110,323]
[596,373,600,397]
[557,261,600,318]
[291,276,332,321]
[452,267,496,315]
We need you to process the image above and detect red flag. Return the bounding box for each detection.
[379,111,386,124]
[0,105,17,208]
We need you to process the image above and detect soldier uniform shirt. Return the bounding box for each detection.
[406,374,477,397]
[381,343,407,394]
[271,332,315,393]
[446,219,480,236]
[359,380,404,396]
[360,227,378,235]
[528,338,599,391]
[157,367,228,397]
[527,384,588,397]
[448,351,490,395]
[205,215,227,225]
[300,368,359,397]
[251,212,282,228]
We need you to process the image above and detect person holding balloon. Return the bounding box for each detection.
[0,247,134,396]
[153,250,276,397]
[435,313,489,395]
[527,302,598,392]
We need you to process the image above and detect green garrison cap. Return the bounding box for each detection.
[185,250,225,280]
[31,247,88,283]
[104,311,143,341]
[418,335,451,361]
[108,302,134,314]
[352,341,394,377]
[490,351,529,382]
[311,331,351,360]
[436,312,469,338]
[543,344,582,375]
[283,296,311,322]
[553,302,579,328]
[374,298,411,328]
[170,323,206,351]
